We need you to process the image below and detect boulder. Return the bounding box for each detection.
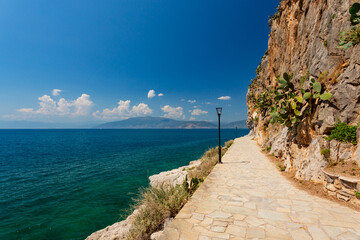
[149,160,201,188]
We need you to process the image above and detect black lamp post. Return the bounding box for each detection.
[216,107,222,164]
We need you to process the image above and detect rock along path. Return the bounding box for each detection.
[158,135,360,240]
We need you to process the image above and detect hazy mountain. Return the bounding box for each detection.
[94,117,217,129]
[223,120,248,129]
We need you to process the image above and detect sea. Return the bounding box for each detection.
[0,129,249,240]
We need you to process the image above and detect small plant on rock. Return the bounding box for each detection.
[355,191,360,199]
[338,3,360,49]
[326,120,358,145]
[277,163,286,171]
[339,26,360,49]
[321,148,330,159]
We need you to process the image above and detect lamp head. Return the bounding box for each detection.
[216,107,222,116]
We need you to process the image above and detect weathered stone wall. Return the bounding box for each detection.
[247,0,360,181]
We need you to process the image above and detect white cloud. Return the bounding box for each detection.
[147,90,156,98]
[18,108,35,113]
[17,93,93,117]
[158,93,164,97]
[93,100,152,120]
[191,108,208,116]
[131,103,152,116]
[218,96,231,100]
[188,100,196,104]
[52,89,62,96]
[189,117,195,121]
[72,94,93,116]
[161,105,183,119]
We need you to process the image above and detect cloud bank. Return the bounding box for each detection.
[17,94,93,117]
[191,108,208,116]
[93,100,152,120]
[161,105,184,119]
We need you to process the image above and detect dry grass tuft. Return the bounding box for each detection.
[127,185,189,240]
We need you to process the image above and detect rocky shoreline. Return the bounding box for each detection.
[86,159,201,240]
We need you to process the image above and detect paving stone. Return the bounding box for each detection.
[211,226,227,233]
[207,211,232,219]
[199,217,213,227]
[198,235,211,240]
[213,220,229,227]
[246,227,265,239]
[290,229,312,240]
[258,209,290,221]
[225,225,246,237]
[192,212,205,221]
[179,230,199,240]
[244,216,266,227]
[307,226,330,240]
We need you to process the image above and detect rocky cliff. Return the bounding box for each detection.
[247,0,360,181]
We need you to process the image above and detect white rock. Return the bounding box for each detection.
[149,160,201,188]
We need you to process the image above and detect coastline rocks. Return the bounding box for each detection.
[85,209,139,240]
[149,160,201,188]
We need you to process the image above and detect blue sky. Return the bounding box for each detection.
[0,0,278,124]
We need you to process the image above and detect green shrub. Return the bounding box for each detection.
[326,120,358,145]
[350,3,360,25]
[321,148,330,156]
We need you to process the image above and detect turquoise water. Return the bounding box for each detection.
[0,129,249,240]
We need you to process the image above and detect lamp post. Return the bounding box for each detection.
[216,107,222,164]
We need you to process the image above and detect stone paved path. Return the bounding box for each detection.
[158,135,360,240]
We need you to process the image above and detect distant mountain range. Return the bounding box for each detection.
[0,117,248,129]
[94,117,248,129]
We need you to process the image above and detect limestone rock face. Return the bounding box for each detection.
[247,0,360,181]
